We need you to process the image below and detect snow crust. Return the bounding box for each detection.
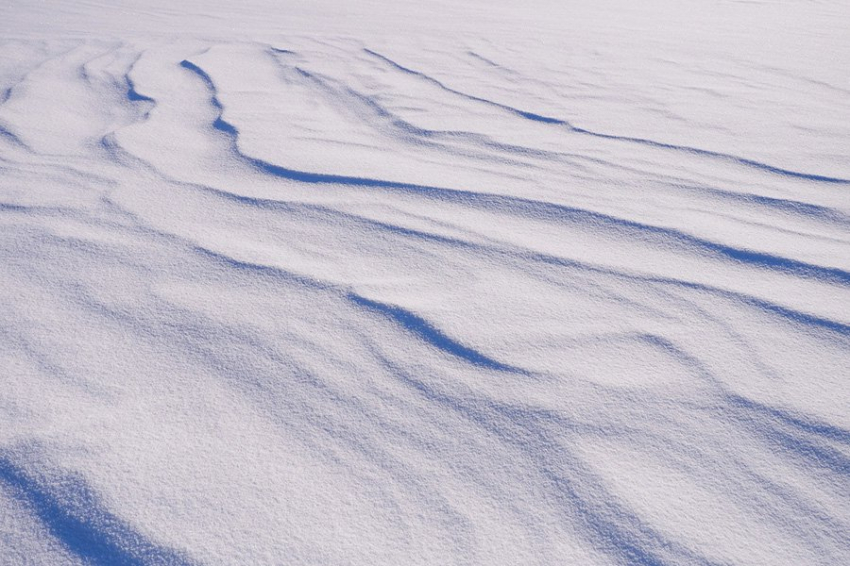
[1,1,849,564]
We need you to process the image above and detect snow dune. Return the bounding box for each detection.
[1,1,849,564]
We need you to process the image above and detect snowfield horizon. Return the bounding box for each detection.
[1,1,848,564]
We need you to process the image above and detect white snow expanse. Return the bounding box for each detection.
[1,0,849,564]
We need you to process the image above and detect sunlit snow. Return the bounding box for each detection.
[1,1,849,564]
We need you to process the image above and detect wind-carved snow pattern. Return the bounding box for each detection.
[1,1,849,564]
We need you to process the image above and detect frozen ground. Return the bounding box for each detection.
[1,1,849,564]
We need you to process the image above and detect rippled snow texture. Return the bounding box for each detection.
[1,1,849,564]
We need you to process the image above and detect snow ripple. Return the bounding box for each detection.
[1,7,849,565]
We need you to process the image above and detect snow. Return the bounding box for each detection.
[1,0,849,564]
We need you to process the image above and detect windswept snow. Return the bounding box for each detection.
[1,1,849,564]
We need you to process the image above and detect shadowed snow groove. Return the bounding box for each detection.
[178,60,237,136]
[0,455,197,566]
[380,357,726,566]
[178,57,850,289]
[363,48,850,184]
[125,77,153,103]
[349,293,529,373]
[0,124,27,148]
[725,395,850,476]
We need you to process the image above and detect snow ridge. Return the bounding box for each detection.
[1,2,849,564]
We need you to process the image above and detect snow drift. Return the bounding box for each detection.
[1,1,848,564]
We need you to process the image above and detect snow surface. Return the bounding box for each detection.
[1,0,849,564]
